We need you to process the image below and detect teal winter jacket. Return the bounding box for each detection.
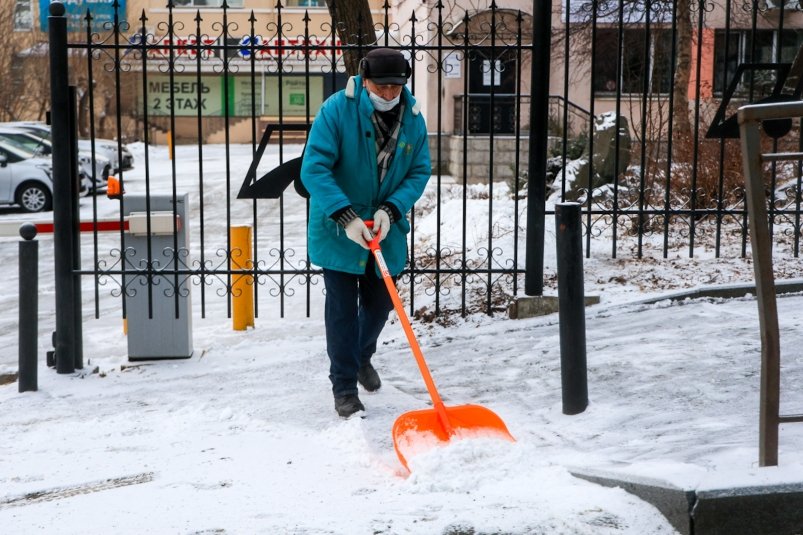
[301,76,431,276]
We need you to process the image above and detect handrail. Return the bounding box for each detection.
[738,100,803,124]
[548,94,593,119]
[738,99,803,468]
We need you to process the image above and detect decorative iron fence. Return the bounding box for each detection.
[45,0,803,331]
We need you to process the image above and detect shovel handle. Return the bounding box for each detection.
[365,221,454,436]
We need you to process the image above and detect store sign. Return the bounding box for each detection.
[443,53,461,79]
[230,36,343,61]
[39,0,126,32]
[266,77,323,116]
[227,76,324,116]
[141,36,219,60]
[144,74,324,117]
[139,34,341,63]
[143,76,224,117]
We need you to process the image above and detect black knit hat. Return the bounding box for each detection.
[359,49,411,85]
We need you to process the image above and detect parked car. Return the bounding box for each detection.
[1,121,134,173]
[0,139,88,212]
[0,140,55,213]
[0,126,111,194]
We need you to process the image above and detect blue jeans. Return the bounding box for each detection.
[323,255,394,397]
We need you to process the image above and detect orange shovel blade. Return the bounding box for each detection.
[392,404,515,471]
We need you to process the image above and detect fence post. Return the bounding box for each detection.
[69,85,84,370]
[555,202,588,415]
[49,1,78,374]
[525,0,552,296]
[19,224,38,393]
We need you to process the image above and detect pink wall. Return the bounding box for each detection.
[689,28,716,100]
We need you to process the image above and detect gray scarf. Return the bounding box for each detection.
[370,103,405,184]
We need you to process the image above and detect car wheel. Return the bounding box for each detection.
[80,180,91,197]
[16,182,53,213]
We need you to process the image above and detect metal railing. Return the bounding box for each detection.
[738,99,803,468]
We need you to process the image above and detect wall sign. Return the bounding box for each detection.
[39,0,127,32]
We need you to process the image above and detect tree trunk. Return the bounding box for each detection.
[672,0,693,142]
[325,0,377,76]
[78,84,90,138]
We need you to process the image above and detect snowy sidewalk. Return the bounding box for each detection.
[3,292,803,533]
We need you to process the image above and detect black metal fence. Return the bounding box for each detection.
[554,0,803,261]
[46,0,803,333]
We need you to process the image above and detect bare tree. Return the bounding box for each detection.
[325,0,377,75]
[0,0,49,122]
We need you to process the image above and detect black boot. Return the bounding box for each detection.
[334,394,365,418]
[357,363,381,392]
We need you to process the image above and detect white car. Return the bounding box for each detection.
[2,122,134,173]
[80,138,134,174]
[0,126,111,194]
[0,140,55,213]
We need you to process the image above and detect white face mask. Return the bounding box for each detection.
[368,90,400,112]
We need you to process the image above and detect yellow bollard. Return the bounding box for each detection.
[166,130,173,160]
[230,225,255,331]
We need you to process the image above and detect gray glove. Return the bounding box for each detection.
[372,208,391,243]
[344,217,373,249]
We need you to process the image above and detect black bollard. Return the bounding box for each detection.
[555,202,588,415]
[19,223,38,393]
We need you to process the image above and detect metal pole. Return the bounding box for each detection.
[19,224,39,393]
[69,86,84,370]
[49,1,76,374]
[555,202,588,415]
[525,0,552,296]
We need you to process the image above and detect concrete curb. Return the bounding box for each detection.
[622,278,803,307]
[510,279,803,319]
[570,468,695,534]
[570,467,803,535]
[508,295,600,318]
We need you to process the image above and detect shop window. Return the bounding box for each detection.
[593,28,672,94]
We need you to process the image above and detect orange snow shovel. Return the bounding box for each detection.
[366,222,515,471]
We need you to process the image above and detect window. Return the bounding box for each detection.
[0,133,48,156]
[14,0,33,31]
[714,29,803,97]
[765,0,803,9]
[172,0,244,7]
[593,29,672,94]
[780,29,803,63]
[713,31,742,95]
[284,0,326,6]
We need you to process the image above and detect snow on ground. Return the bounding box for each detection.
[1,143,803,534]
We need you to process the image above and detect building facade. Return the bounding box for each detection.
[12,1,803,152]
